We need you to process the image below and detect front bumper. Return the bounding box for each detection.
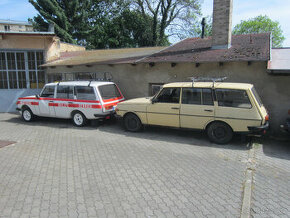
[280,118,290,133]
[248,122,269,134]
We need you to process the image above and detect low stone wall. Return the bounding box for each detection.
[0,89,41,113]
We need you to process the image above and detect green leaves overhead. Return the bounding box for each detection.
[233,15,285,48]
[29,0,201,49]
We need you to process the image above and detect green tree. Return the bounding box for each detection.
[133,0,201,46]
[233,15,285,47]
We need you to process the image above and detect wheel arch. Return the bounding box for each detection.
[205,120,234,133]
[123,112,142,123]
[71,110,87,119]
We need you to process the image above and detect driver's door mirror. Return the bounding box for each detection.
[35,94,40,99]
[151,98,158,104]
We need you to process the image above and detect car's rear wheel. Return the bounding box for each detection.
[207,122,233,144]
[124,113,142,132]
[22,107,34,122]
[72,111,87,127]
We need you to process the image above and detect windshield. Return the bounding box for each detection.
[251,87,263,107]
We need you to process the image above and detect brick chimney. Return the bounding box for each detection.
[212,0,233,49]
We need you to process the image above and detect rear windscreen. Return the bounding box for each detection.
[99,84,121,100]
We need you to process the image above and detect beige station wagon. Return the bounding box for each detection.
[116,80,269,144]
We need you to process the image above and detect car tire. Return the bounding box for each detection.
[22,107,34,122]
[124,113,142,132]
[207,122,233,144]
[72,111,87,127]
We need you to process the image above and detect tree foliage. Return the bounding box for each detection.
[29,0,201,48]
[133,0,201,45]
[233,15,285,47]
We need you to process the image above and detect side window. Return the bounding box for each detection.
[182,88,201,105]
[156,88,180,103]
[182,88,214,105]
[56,86,74,99]
[40,86,55,98]
[216,89,252,109]
[75,86,96,100]
[202,88,214,106]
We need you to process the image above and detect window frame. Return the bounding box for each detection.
[181,87,214,106]
[215,88,253,109]
[0,50,45,90]
[40,85,56,98]
[56,85,74,99]
[154,87,181,104]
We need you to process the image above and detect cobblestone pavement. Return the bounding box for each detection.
[251,139,290,218]
[0,113,288,218]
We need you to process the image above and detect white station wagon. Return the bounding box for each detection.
[16,81,125,126]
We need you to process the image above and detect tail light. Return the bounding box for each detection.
[265,114,269,121]
[105,105,113,110]
[288,109,290,115]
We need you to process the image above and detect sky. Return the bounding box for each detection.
[0,0,290,47]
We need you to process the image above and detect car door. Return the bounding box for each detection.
[147,87,181,127]
[39,85,56,117]
[180,88,215,129]
[54,85,74,118]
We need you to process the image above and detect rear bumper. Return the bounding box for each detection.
[248,122,269,134]
[280,118,290,133]
[94,111,116,119]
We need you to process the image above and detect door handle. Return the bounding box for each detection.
[49,101,54,102]
[68,102,73,104]
[171,107,180,110]
[204,109,213,112]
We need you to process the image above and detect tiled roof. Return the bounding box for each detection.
[136,33,271,63]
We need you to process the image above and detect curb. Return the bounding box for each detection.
[240,142,256,218]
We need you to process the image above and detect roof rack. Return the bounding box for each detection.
[188,76,227,87]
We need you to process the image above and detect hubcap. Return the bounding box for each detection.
[23,110,31,121]
[74,113,83,125]
[213,127,226,139]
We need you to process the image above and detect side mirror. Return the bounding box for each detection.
[35,94,40,99]
[151,98,157,104]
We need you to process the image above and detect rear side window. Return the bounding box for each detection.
[98,84,121,100]
[75,86,96,100]
[182,88,214,105]
[40,86,55,98]
[56,86,74,99]
[251,87,262,107]
[216,89,252,109]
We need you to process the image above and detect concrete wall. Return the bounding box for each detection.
[0,34,60,61]
[0,89,41,113]
[0,24,33,32]
[47,61,290,134]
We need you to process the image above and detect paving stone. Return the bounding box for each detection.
[1,113,287,218]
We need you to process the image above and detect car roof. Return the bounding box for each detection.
[163,82,253,90]
[45,81,115,87]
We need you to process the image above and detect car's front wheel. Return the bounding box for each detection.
[72,111,87,127]
[22,107,34,122]
[207,122,233,144]
[124,113,142,132]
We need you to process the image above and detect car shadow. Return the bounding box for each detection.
[98,120,252,151]
[5,113,102,130]
[254,136,290,160]
[6,113,251,150]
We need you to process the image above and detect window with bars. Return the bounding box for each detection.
[0,50,45,89]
